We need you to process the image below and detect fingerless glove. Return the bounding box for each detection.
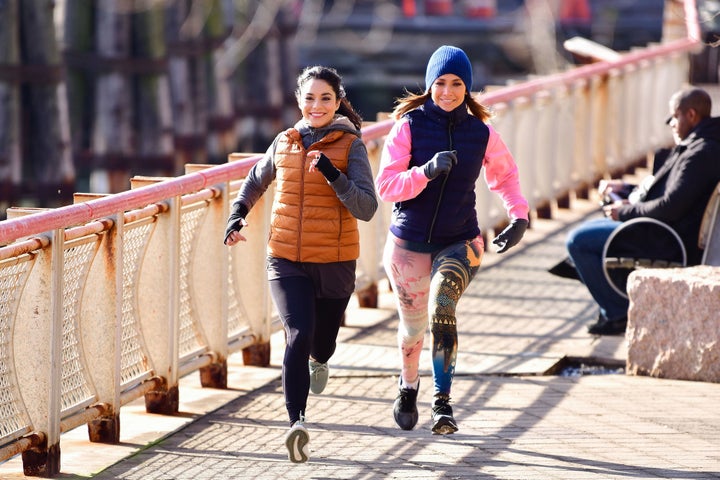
[315,153,341,182]
[224,202,249,244]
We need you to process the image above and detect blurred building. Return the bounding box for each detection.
[3,0,710,217]
[295,0,666,119]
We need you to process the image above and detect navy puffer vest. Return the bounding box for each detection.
[390,99,489,244]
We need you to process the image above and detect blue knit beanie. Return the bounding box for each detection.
[424,45,473,92]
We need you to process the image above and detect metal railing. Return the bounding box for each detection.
[0,1,702,475]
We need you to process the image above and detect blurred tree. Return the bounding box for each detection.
[0,0,21,214]
[66,0,241,193]
[200,0,237,163]
[89,0,134,193]
[0,0,298,207]
[22,0,75,205]
[3,0,76,210]
[63,0,94,190]
[132,1,174,184]
[166,0,210,168]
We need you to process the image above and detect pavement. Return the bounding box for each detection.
[2,195,719,479]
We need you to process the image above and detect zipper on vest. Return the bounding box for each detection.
[337,205,343,262]
[426,118,454,243]
[298,147,305,260]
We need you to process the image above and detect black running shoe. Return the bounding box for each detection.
[587,314,627,336]
[393,379,419,430]
[431,395,458,435]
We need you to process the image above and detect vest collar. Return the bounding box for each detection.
[422,98,469,124]
[295,115,359,138]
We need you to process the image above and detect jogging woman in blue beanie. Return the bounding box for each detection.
[375,45,529,434]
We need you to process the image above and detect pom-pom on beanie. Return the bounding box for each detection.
[424,45,473,93]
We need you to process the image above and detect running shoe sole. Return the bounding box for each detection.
[285,425,310,463]
[431,415,458,435]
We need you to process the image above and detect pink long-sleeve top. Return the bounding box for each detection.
[375,118,530,221]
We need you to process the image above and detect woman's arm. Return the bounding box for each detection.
[233,138,278,213]
[328,138,378,222]
[374,119,430,202]
[225,138,278,244]
[483,125,529,220]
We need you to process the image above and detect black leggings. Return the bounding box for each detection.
[270,276,350,425]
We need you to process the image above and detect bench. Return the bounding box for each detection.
[602,180,720,298]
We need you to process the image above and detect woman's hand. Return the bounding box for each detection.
[224,218,248,246]
[307,150,340,181]
[307,149,322,173]
[492,218,528,253]
[423,151,457,179]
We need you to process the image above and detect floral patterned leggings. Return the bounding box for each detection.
[383,233,484,396]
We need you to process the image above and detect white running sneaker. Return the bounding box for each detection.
[285,415,310,463]
[309,360,329,394]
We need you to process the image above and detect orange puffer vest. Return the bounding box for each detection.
[268,128,360,263]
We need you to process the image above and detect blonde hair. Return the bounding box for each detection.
[391,90,492,122]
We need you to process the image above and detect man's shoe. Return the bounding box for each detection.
[587,314,627,336]
[285,415,310,463]
[431,395,458,435]
[548,256,583,282]
[393,379,419,430]
[309,360,328,394]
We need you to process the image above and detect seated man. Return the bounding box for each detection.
[566,87,720,335]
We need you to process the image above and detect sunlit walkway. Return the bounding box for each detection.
[2,197,719,479]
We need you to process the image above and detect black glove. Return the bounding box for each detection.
[224,202,249,245]
[314,153,340,182]
[492,218,528,253]
[423,151,457,179]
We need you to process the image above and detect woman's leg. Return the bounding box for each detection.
[269,276,315,425]
[383,236,432,386]
[429,237,483,396]
[311,297,351,363]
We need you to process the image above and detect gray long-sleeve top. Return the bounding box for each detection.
[232,116,378,222]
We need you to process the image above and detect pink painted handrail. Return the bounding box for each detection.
[0,156,260,246]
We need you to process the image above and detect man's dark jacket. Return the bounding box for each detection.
[617,117,720,264]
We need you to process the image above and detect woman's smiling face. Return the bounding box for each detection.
[297,78,341,128]
[430,73,466,112]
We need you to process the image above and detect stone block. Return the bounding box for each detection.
[626,266,720,383]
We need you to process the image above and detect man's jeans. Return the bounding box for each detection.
[566,217,628,321]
